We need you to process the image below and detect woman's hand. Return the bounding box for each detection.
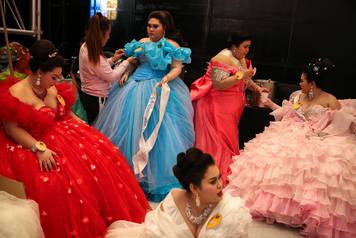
[119,72,129,87]
[161,75,170,85]
[258,87,270,94]
[112,49,125,63]
[37,149,57,172]
[126,56,137,65]
[242,69,255,80]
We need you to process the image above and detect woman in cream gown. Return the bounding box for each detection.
[106,148,252,238]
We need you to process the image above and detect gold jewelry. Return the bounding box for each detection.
[57,95,66,106]
[235,71,243,80]
[31,141,47,153]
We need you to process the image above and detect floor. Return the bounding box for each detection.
[248,221,302,238]
[149,202,303,237]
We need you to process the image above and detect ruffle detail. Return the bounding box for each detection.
[0,77,76,132]
[226,101,356,237]
[0,77,54,131]
[55,82,76,112]
[124,38,191,70]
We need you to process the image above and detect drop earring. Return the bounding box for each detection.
[195,194,200,208]
[36,75,41,86]
[308,86,314,99]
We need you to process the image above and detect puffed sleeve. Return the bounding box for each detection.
[123,40,143,58]
[168,47,191,64]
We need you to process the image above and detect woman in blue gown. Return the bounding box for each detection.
[95,10,194,202]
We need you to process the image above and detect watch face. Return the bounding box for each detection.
[36,141,47,152]
[235,71,243,80]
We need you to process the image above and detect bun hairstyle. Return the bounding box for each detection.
[29,39,64,73]
[303,57,336,88]
[226,31,252,49]
[172,147,215,192]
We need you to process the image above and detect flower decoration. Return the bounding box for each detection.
[207,214,222,229]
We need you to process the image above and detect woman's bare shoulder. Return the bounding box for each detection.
[211,54,233,66]
[139,37,150,43]
[166,38,180,48]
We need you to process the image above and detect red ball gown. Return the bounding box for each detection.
[0,77,150,238]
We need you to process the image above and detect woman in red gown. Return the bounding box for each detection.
[190,32,267,186]
[0,40,150,238]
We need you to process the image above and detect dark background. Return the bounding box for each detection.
[1,0,356,98]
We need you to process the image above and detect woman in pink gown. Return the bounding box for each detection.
[190,32,266,185]
[226,58,356,237]
[0,40,150,238]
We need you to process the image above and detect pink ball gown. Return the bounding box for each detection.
[0,77,150,238]
[191,58,251,186]
[226,92,356,237]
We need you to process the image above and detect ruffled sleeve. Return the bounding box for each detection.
[319,99,356,135]
[190,61,237,101]
[162,43,191,64]
[204,192,252,238]
[123,39,143,58]
[143,38,191,71]
[55,82,76,113]
[0,77,54,130]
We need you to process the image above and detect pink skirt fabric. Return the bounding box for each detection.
[226,99,356,238]
[191,61,246,185]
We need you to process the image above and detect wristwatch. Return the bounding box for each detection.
[235,71,244,80]
[31,141,47,153]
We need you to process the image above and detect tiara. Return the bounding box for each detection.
[307,58,335,75]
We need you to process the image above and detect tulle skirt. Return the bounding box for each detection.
[95,68,194,202]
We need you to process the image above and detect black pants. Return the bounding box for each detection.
[79,90,106,125]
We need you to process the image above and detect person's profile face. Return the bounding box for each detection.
[39,67,63,89]
[233,40,251,60]
[299,73,311,94]
[197,165,223,205]
[147,18,165,42]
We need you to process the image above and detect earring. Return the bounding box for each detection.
[195,194,200,208]
[308,86,314,99]
[36,76,41,86]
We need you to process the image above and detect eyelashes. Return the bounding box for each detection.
[147,24,159,29]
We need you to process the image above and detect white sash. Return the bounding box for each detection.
[132,82,170,176]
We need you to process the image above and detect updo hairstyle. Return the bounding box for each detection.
[29,39,64,73]
[172,147,215,192]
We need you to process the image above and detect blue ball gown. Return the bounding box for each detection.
[95,38,194,201]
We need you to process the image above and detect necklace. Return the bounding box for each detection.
[31,85,47,100]
[185,203,213,225]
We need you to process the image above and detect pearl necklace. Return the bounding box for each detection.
[185,203,213,225]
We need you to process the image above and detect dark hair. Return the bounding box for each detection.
[148,10,186,46]
[172,147,215,192]
[226,31,252,49]
[84,12,111,64]
[303,57,336,88]
[29,39,64,73]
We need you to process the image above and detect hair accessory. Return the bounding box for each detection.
[313,66,319,74]
[48,51,58,58]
